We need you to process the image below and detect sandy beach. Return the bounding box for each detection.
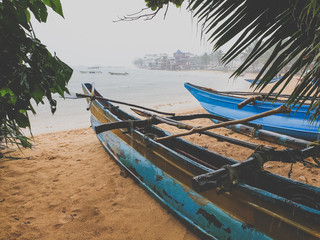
[0,127,200,240]
[1,77,320,240]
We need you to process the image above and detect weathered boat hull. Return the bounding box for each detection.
[184,82,320,141]
[83,83,320,240]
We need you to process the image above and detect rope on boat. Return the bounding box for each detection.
[249,124,262,138]
[216,165,240,194]
[288,163,294,178]
[307,140,320,147]
[305,141,320,168]
[146,115,156,128]
[252,147,267,169]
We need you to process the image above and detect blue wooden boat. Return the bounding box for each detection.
[185,82,320,141]
[245,76,282,84]
[82,83,320,240]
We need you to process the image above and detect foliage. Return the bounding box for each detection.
[145,0,184,10]
[144,0,320,123]
[0,0,73,149]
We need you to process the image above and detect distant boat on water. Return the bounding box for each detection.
[245,76,282,84]
[80,66,102,74]
[108,72,129,76]
[80,70,102,74]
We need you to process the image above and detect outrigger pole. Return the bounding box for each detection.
[154,105,291,141]
[192,144,320,192]
[94,109,320,192]
[130,108,274,152]
[95,108,312,150]
[65,92,176,116]
[212,119,312,149]
[95,109,274,152]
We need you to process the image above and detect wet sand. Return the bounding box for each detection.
[1,77,319,240]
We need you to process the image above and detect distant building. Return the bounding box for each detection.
[143,54,159,69]
[137,50,236,71]
[173,50,193,70]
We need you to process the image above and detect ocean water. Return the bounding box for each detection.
[28,66,252,135]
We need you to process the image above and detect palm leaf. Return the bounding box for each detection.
[186,0,320,122]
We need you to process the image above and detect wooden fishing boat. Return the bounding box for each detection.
[245,76,282,84]
[185,82,320,141]
[82,83,320,240]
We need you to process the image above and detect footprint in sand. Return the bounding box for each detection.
[59,212,74,224]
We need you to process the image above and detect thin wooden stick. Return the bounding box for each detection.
[67,92,176,116]
[155,105,291,141]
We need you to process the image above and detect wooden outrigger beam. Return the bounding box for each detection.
[95,104,312,149]
[129,109,320,169]
[131,109,274,151]
[192,145,320,192]
[212,119,312,149]
[155,105,291,141]
[95,109,274,152]
[94,108,320,190]
[65,92,176,116]
[94,110,320,193]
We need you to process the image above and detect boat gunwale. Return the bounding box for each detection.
[185,82,311,112]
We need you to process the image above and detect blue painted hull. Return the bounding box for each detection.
[185,82,320,141]
[83,83,320,240]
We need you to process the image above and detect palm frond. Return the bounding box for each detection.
[187,0,320,122]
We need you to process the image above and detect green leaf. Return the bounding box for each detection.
[43,0,64,18]
[28,0,48,22]
[25,9,31,22]
[0,88,17,104]
[16,111,30,128]
[15,2,30,29]
[31,85,45,103]
[0,88,14,97]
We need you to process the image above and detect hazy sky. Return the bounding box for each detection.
[32,0,215,67]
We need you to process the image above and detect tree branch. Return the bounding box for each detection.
[113,8,161,22]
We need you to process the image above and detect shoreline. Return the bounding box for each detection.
[26,67,302,136]
[26,76,301,137]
